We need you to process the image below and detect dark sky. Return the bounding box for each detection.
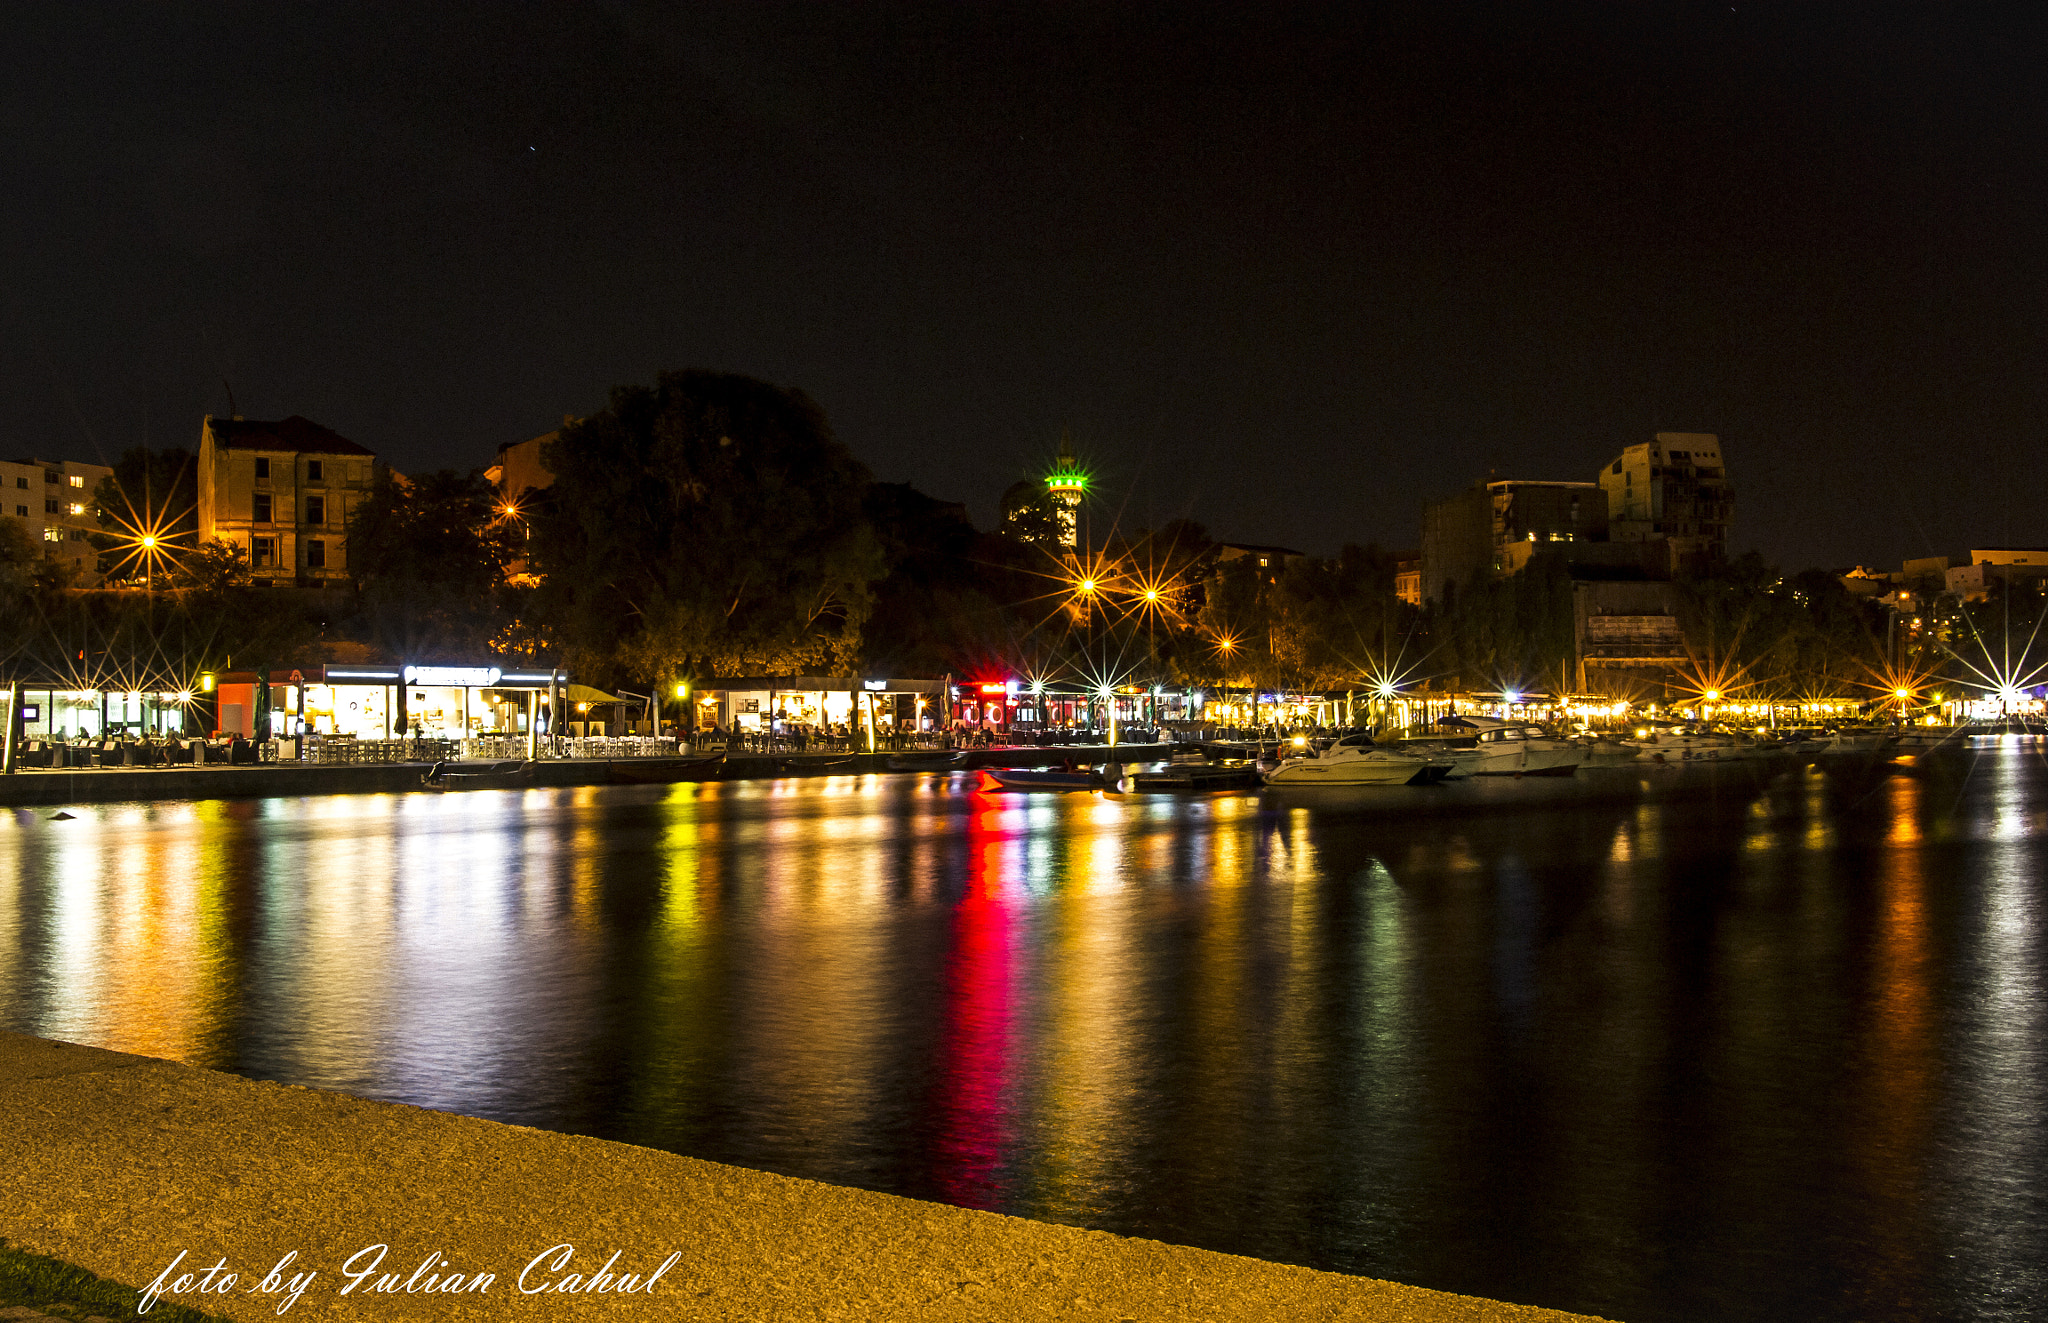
[4,2,2044,568]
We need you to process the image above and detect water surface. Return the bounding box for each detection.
[4,749,2045,1322]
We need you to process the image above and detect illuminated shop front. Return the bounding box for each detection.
[696,676,945,735]
[11,688,192,740]
[208,663,565,739]
[325,664,565,739]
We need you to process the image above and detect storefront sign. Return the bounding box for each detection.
[863,680,888,690]
[402,665,502,688]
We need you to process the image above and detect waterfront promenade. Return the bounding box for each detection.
[0,1032,1610,1322]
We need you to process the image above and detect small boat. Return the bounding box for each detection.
[775,754,857,773]
[886,750,970,772]
[1575,736,1639,767]
[1262,734,1449,786]
[1889,725,1967,752]
[606,751,727,784]
[1623,724,1740,763]
[1124,764,1264,792]
[1818,725,1898,754]
[422,760,535,791]
[985,766,1105,792]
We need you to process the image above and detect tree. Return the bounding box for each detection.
[1424,553,1575,693]
[178,539,253,593]
[345,469,518,659]
[997,480,1067,547]
[530,371,885,686]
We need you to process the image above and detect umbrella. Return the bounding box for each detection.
[251,664,271,738]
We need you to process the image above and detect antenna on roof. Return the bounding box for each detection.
[223,380,240,420]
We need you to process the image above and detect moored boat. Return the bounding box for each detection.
[605,751,727,784]
[1439,716,1586,775]
[775,754,857,773]
[1124,763,1264,792]
[423,760,536,791]
[985,765,1105,791]
[1263,734,1448,786]
[886,750,970,772]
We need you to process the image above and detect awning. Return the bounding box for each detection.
[564,684,624,703]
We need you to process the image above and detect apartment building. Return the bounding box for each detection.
[196,415,383,585]
[1598,432,1734,561]
[1420,479,1608,602]
[0,455,114,581]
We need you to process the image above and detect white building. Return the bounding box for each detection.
[0,455,114,582]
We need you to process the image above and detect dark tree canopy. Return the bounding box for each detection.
[345,468,517,659]
[531,371,883,683]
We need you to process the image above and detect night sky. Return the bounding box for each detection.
[5,2,2043,569]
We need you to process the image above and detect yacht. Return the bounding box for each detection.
[1819,724,1898,753]
[1623,721,1745,763]
[1575,734,1639,767]
[1386,728,1486,779]
[1263,733,1451,786]
[1437,716,1587,775]
[1889,725,1967,752]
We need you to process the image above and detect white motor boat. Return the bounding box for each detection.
[1890,725,1966,751]
[1437,716,1586,776]
[1819,724,1898,753]
[1623,722,1745,763]
[1575,735,1639,767]
[1388,737,1487,779]
[1263,734,1451,786]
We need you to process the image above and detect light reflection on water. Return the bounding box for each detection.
[4,752,2048,1322]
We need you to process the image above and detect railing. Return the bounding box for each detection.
[307,738,461,765]
[552,736,682,760]
[459,736,532,761]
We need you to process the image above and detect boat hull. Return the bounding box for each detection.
[986,767,1101,791]
[1125,767,1263,792]
[886,752,969,772]
[426,762,535,791]
[606,753,726,784]
[1263,758,1437,786]
[1469,744,1585,775]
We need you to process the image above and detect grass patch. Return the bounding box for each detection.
[0,1239,231,1321]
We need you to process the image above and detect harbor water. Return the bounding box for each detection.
[3,746,2044,1321]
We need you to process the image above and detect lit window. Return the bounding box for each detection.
[68,503,84,515]
[43,528,62,543]
[67,474,83,488]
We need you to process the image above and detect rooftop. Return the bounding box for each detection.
[204,415,376,458]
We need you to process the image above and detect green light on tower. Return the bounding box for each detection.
[1046,437,1085,549]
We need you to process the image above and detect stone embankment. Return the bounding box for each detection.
[0,1032,1613,1322]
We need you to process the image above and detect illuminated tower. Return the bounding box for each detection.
[1046,436,1086,551]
